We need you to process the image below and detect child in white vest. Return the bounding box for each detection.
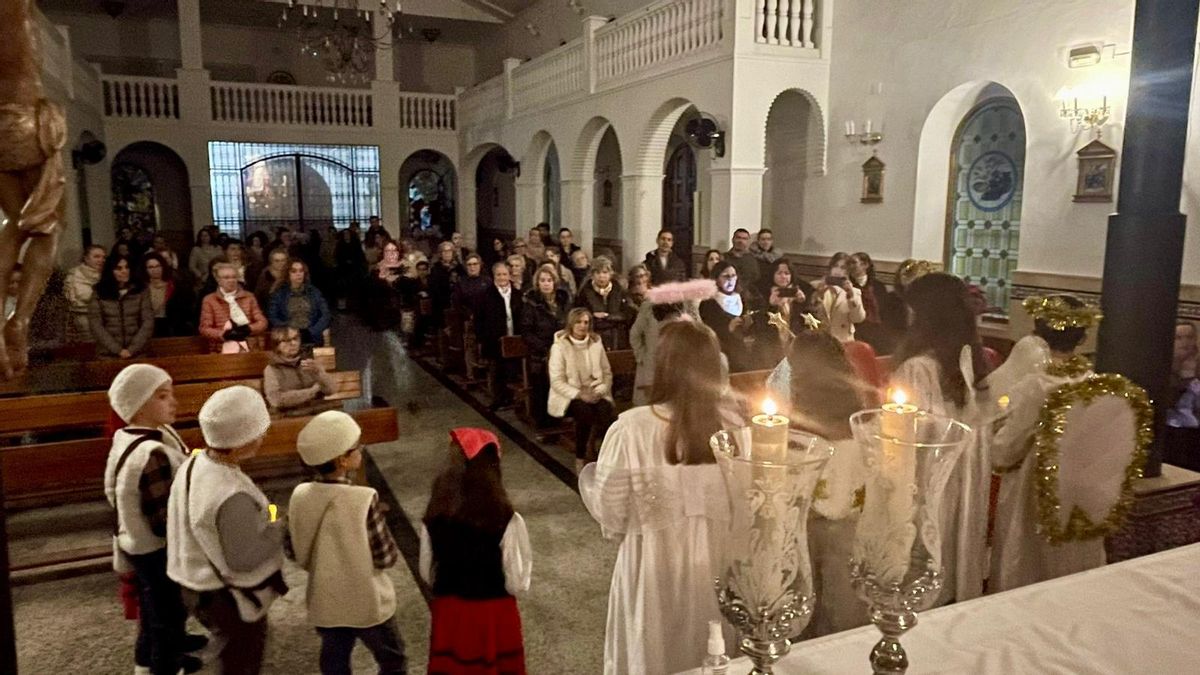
[105,364,207,675]
[287,410,408,674]
[167,385,287,675]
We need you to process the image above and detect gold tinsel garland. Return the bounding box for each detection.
[1032,373,1153,545]
[1044,355,1093,378]
[1023,295,1103,330]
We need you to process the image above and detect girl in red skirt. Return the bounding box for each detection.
[420,428,532,674]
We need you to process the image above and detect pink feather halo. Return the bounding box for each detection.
[645,279,718,305]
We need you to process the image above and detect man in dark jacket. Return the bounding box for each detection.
[643,229,688,285]
[476,262,524,409]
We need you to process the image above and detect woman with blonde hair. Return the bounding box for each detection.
[549,308,615,471]
[580,320,739,675]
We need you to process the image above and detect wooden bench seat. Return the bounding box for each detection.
[1,405,397,510]
[0,348,336,398]
[0,370,362,438]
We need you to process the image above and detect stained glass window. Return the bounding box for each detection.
[208,141,380,238]
[947,101,1025,315]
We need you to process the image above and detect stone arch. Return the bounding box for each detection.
[913,81,1027,259]
[572,116,621,180]
[632,98,697,176]
[110,140,193,252]
[760,88,826,249]
[761,88,827,177]
[399,149,457,236]
[462,142,519,243]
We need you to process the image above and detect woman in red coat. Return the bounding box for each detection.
[198,262,268,352]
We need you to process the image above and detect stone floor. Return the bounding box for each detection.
[12,316,618,674]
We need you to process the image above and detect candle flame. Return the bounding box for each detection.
[762,397,778,417]
[268,504,278,523]
[890,388,908,407]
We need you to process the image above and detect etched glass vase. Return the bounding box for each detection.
[848,409,972,675]
[710,427,834,675]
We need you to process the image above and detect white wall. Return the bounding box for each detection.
[474,0,649,80]
[762,90,815,250]
[805,0,1148,283]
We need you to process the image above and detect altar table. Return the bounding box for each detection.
[678,542,1200,674]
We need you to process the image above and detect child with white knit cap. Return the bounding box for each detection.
[287,410,407,674]
[166,385,287,675]
[106,364,206,675]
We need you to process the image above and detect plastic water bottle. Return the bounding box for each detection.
[701,620,730,675]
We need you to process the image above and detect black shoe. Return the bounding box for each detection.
[180,654,204,674]
[182,634,209,653]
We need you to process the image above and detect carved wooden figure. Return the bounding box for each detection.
[0,0,67,379]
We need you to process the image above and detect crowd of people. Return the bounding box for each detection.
[42,214,1168,674]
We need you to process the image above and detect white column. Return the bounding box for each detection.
[581,15,608,94]
[708,166,765,248]
[503,58,521,120]
[621,173,665,270]
[515,176,543,233]
[374,12,394,82]
[177,0,203,70]
[560,179,594,255]
[459,179,478,250]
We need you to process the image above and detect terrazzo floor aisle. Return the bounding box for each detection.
[12,320,617,674]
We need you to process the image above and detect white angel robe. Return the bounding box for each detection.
[982,334,1051,404]
[989,368,1105,592]
[889,350,990,604]
[578,405,735,675]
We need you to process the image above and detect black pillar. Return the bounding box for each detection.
[1095,0,1200,477]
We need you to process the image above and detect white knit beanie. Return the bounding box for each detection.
[199,385,271,449]
[107,364,172,423]
[296,410,362,466]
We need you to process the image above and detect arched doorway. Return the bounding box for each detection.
[946,94,1026,314]
[474,146,518,242]
[593,126,623,253]
[663,143,697,257]
[110,141,192,253]
[762,89,822,250]
[542,142,561,232]
[399,150,457,242]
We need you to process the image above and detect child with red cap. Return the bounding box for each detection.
[419,428,532,674]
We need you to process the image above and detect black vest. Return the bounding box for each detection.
[427,518,509,599]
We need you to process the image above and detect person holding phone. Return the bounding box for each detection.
[263,326,337,415]
[755,259,817,367]
[811,253,865,343]
[699,262,758,372]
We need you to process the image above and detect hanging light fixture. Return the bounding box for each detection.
[278,1,405,85]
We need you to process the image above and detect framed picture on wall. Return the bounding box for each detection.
[1073,138,1117,203]
[861,154,884,203]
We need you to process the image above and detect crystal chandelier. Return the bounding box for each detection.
[278,1,405,85]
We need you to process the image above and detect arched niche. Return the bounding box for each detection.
[399,149,457,241]
[110,141,192,253]
[761,89,823,251]
[474,145,518,240]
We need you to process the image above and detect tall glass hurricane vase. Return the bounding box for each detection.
[848,409,972,675]
[710,427,834,675]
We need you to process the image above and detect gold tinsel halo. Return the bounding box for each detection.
[1022,295,1103,330]
[1045,355,1093,378]
[1033,373,1152,545]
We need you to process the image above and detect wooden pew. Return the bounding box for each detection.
[441,308,466,375]
[4,406,401,572]
[0,348,336,397]
[0,370,362,438]
[500,336,533,422]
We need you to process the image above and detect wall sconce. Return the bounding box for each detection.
[843,120,883,146]
[1056,78,1118,134]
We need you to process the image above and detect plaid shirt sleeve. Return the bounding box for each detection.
[138,450,174,538]
[366,493,400,569]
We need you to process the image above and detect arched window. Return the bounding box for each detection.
[946,99,1025,315]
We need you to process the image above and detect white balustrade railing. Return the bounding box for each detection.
[102,75,180,120]
[755,0,817,48]
[399,93,456,131]
[595,0,724,85]
[459,75,505,130]
[210,82,373,127]
[511,42,585,116]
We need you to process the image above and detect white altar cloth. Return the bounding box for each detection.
[677,543,1200,674]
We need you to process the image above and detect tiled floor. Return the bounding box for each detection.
[12,316,617,673]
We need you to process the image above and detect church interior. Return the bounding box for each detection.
[2,0,1200,673]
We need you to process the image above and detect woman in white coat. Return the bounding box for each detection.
[579,320,740,675]
[811,253,866,343]
[549,307,615,472]
[888,272,992,604]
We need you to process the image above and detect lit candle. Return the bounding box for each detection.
[751,397,789,464]
[865,119,873,134]
[870,389,918,581]
[268,504,278,523]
